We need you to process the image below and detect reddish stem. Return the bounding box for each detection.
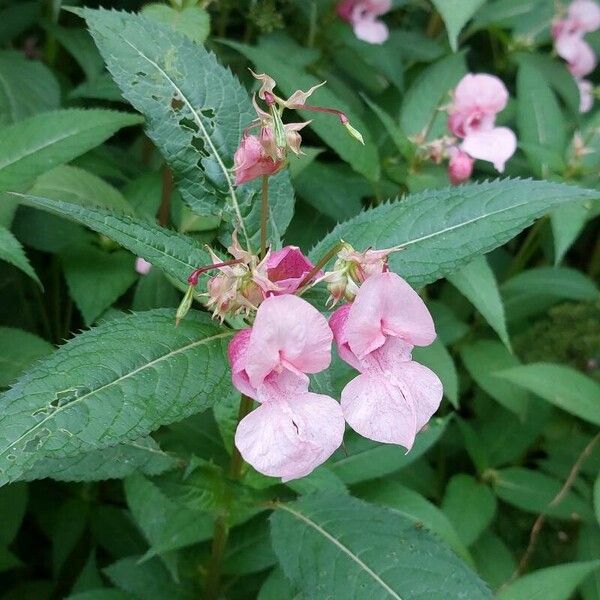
[290,103,348,124]
[187,259,243,286]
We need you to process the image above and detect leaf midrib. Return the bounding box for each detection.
[0,330,233,461]
[276,503,403,599]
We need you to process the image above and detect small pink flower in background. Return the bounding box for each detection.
[330,272,443,449]
[135,257,152,275]
[552,0,600,112]
[337,0,392,44]
[229,295,344,481]
[447,148,474,185]
[446,73,517,180]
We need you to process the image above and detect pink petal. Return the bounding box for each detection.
[329,304,362,370]
[461,126,517,172]
[452,74,509,115]
[135,257,152,275]
[353,17,389,44]
[267,246,314,294]
[447,147,474,185]
[244,294,333,388]
[344,272,436,359]
[234,392,345,481]
[556,34,597,77]
[341,373,417,448]
[568,0,600,32]
[228,329,258,399]
[365,0,392,15]
[577,78,594,112]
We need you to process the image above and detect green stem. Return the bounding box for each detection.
[297,240,345,293]
[505,218,545,280]
[307,0,317,47]
[44,0,62,67]
[203,394,253,600]
[260,175,269,259]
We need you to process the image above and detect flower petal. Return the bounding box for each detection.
[452,73,509,115]
[461,126,517,172]
[345,272,436,359]
[234,392,344,481]
[267,246,314,294]
[228,329,258,399]
[353,18,389,44]
[568,0,600,32]
[341,373,417,448]
[244,294,333,388]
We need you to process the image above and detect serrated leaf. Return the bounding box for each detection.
[310,180,598,289]
[142,4,210,44]
[223,517,277,575]
[0,328,53,388]
[551,202,594,264]
[270,493,492,599]
[77,8,293,249]
[447,256,510,349]
[0,51,60,125]
[0,226,41,286]
[13,193,209,286]
[0,309,232,486]
[496,363,600,426]
[61,244,138,326]
[442,474,497,547]
[0,109,142,193]
[19,437,177,483]
[431,0,485,51]
[498,561,600,600]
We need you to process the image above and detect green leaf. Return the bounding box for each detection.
[224,37,380,181]
[578,525,600,600]
[61,244,138,326]
[595,473,600,524]
[328,416,449,485]
[0,482,27,545]
[0,547,21,573]
[502,266,598,322]
[400,53,467,141]
[442,474,497,546]
[124,473,213,557]
[67,590,135,600]
[48,24,105,81]
[496,363,600,426]
[19,437,177,483]
[270,493,492,599]
[258,567,300,600]
[551,202,594,264]
[517,58,567,178]
[0,309,232,486]
[472,532,516,591]
[355,481,472,564]
[223,517,277,575]
[447,255,510,349]
[0,226,41,286]
[493,467,594,520]
[0,328,53,388]
[311,180,598,289]
[461,340,529,418]
[77,8,293,249]
[141,4,210,44]
[0,51,60,125]
[363,96,414,159]
[30,165,134,214]
[0,2,40,45]
[0,109,142,193]
[431,0,485,51]
[132,269,180,311]
[13,193,209,286]
[498,561,600,600]
[412,339,459,407]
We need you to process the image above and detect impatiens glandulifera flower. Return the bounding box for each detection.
[337,0,392,44]
[330,272,443,449]
[447,73,517,175]
[552,0,600,112]
[233,72,364,185]
[135,257,152,275]
[229,294,344,481]
[447,147,474,185]
[322,241,402,306]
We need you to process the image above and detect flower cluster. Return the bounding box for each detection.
[336,0,392,44]
[233,72,363,185]
[194,240,444,481]
[552,0,600,112]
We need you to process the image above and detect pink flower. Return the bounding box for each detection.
[233,134,284,185]
[330,272,443,449]
[555,32,597,76]
[577,78,594,112]
[229,295,344,481]
[447,148,474,185]
[337,0,392,44]
[135,257,152,275]
[564,0,600,33]
[266,246,314,294]
[447,74,517,174]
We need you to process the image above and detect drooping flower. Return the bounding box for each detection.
[337,0,392,44]
[447,73,517,175]
[135,257,152,275]
[233,134,284,185]
[576,78,594,112]
[330,272,443,449]
[229,295,345,481]
[266,246,315,294]
[447,147,474,185]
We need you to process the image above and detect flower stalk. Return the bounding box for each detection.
[260,175,270,259]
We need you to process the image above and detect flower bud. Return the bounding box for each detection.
[175,285,195,325]
[448,148,474,185]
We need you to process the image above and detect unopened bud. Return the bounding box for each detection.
[176,285,195,325]
[343,121,364,145]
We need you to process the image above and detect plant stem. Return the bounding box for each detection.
[426,9,443,38]
[159,167,173,227]
[297,240,345,292]
[260,175,269,259]
[203,394,253,600]
[504,218,545,280]
[44,0,62,67]
[307,0,317,47]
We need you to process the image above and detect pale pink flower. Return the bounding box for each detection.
[555,32,597,76]
[447,148,474,185]
[447,73,517,174]
[135,257,152,275]
[330,272,442,449]
[229,295,344,481]
[337,0,392,44]
[577,78,594,112]
[233,134,284,185]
